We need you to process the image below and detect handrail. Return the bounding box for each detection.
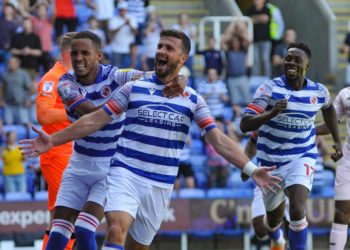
[198,16,254,66]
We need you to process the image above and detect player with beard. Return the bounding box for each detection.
[24,31,186,250]
[20,29,282,250]
[240,42,343,250]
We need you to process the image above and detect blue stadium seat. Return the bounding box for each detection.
[223,106,233,121]
[190,155,207,172]
[207,188,236,199]
[34,190,48,201]
[0,193,3,202]
[227,172,255,189]
[5,191,32,201]
[190,139,204,154]
[178,188,206,199]
[194,171,208,189]
[322,170,335,187]
[321,186,334,198]
[231,188,253,199]
[189,122,201,139]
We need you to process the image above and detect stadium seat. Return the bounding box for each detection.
[230,188,254,199]
[4,191,32,201]
[321,186,334,198]
[322,170,335,187]
[194,171,208,189]
[190,138,204,154]
[178,188,206,199]
[0,193,3,202]
[34,190,48,201]
[189,122,201,139]
[207,188,236,199]
[190,155,207,172]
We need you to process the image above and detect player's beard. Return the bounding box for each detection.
[155,58,178,78]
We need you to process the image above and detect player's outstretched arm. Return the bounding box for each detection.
[20,109,112,157]
[321,104,343,162]
[204,128,282,193]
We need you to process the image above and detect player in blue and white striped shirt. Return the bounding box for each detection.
[21,29,281,250]
[240,42,343,250]
[23,31,186,250]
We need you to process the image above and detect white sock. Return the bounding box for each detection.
[75,212,99,232]
[330,223,348,250]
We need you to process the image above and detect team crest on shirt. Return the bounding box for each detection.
[101,86,111,98]
[43,81,54,92]
[310,96,318,105]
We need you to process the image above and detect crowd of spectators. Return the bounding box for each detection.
[0,0,336,198]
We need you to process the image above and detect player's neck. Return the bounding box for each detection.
[157,72,180,85]
[287,77,306,90]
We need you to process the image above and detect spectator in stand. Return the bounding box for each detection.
[272,27,297,77]
[197,68,229,120]
[86,0,115,43]
[20,3,54,74]
[246,0,272,77]
[205,141,229,188]
[0,3,19,66]
[223,34,250,119]
[142,5,165,70]
[174,135,195,191]
[222,19,250,53]
[108,1,138,68]
[197,37,224,76]
[1,131,27,193]
[0,56,31,125]
[87,15,106,47]
[52,0,78,43]
[10,17,42,81]
[127,0,149,45]
[172,13,197,81]
[341,29,350,86]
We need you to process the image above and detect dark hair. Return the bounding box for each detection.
[160,29,191,55]
[287,42,312,59]
[73,31,102,51]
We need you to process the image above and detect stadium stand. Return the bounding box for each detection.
[4,191,32,202]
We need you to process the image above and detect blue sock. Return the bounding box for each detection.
[74,212,99,250]
[46,231,70,250]
[267,227,281,242]
[289,227,307,250]
[75,226,97,250]
[102,241,124,250]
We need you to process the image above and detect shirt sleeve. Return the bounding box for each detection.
[319,84,331,109]
[57,78,88,112]
[333,89,346,122]
[103,81,132,117]
[36,77,68,125]
[194,94,217,135]
[244,81,273,115]
[112,68,145,86]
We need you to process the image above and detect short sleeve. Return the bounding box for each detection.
[319,84,331,109]
[244,81,273,115]
[194,94,217,135]
[112,68,145,86]
[333,89,346,121]
[57,77,87,112]
[103,81,132,117]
